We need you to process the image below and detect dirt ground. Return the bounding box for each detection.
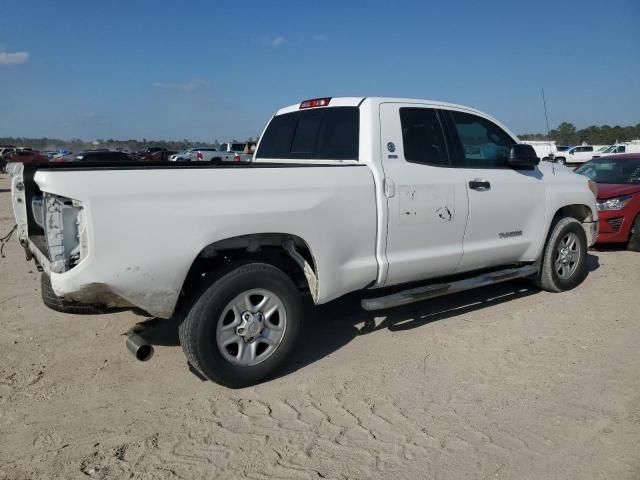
[0,172,639,480]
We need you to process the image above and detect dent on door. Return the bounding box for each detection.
[398,185,455,225]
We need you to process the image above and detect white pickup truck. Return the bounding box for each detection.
[192,142,252,163]
[553,145,608,165]
[9,97,599,387]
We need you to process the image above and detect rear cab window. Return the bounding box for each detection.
[256,107,359,160]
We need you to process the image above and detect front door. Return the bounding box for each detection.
[444,110,547,272]
[379,103,468,287]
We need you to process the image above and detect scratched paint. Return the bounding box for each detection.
[398,185,455,225]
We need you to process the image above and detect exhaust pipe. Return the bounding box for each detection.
[126,333,154,361]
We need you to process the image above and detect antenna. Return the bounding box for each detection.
[541,88,555,168]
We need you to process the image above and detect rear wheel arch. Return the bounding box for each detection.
[178,233,319,310]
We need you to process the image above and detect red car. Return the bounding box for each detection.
[575,154,640,251]
[6,149,49,164]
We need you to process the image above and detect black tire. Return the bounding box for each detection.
[555,157,566,165]
[40,273,104,315]
[534,217,588,292]
[179,262,303,388]
[627,215,640,252]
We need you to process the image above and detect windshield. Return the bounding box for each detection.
[575,157,640,184]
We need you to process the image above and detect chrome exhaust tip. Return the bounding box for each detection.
[126,333,154,361]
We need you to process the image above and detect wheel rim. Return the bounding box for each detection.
[554,232,581,280]
[216,288,287,366]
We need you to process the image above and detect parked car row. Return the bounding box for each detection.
[522,140,640,166]
[1,143,257,171]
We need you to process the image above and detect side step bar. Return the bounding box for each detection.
[361,265,538,311]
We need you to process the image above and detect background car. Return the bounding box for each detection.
[169,148,206,161]
[52,150,133,163]
[142,149,177,162]
[576,154,640,251]
[4,149,49,165]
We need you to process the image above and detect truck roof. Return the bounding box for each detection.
[275,97,516,140]
[276,97,492,117]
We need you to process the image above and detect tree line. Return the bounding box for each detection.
[0,137,256,152]
[519,122,640,146]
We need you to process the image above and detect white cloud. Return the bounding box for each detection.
[152,79,208,91]
[269,36,285,47]
[312,34,326,41]
[0,51,29,65]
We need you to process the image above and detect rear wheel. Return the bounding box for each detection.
[534,217,588,292]
[628,215,640,252]
[40,273,103,315]
[179,263,303,387]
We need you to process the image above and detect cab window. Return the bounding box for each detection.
[450,111,515,168]
[399,108,450,166]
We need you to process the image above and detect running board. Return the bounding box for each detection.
[361,265,538,311]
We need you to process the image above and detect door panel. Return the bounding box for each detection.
[457,168,546,271]
[445,110,546,271]
[379,103,468,286]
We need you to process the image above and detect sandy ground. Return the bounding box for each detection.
[0,172,639,480]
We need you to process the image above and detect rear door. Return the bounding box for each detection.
[443,110,546,272]
[379,103,468,286]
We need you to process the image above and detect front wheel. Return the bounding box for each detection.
[533,217,588,292]
[555,157,566,165]
[179,263,304,387]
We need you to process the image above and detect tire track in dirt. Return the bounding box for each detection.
[63,384,569,480]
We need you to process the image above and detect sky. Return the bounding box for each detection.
[0,0,639,142]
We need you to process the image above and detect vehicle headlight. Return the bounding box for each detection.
[596,194,632,211]
[43,193,88,273]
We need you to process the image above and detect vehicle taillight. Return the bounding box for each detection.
[197,151,203,161]
[300,97,331,109]
[234,154,241,162]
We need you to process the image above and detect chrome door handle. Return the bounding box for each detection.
[469,179,491,191]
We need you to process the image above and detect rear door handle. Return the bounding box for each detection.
[469,179,491,191]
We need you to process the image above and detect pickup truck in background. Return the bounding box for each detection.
[553,145,608,165]
[592,142,640,159]
[193,142,253,163]
[9,97,598,387]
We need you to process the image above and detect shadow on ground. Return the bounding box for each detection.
[130,254,600,383]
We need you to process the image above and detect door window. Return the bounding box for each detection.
[399,108,450,166]
[450,111,515,168]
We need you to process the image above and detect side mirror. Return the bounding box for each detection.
[508,144,539,167]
